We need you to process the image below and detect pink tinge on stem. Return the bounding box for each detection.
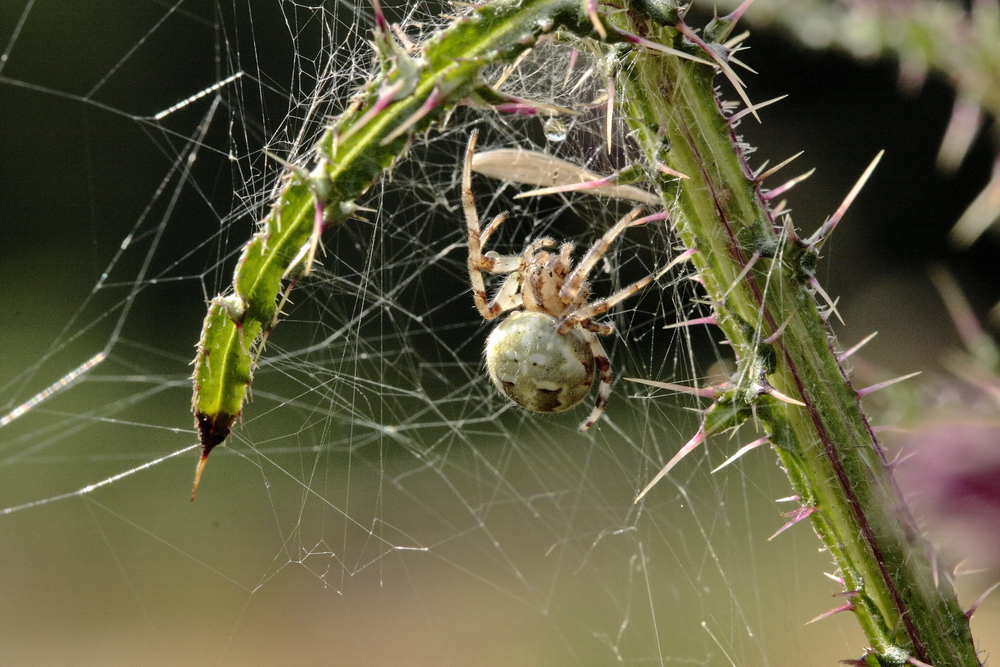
[723,0,759,26]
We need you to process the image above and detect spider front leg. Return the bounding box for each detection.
[577,328,613,431]
[558,270,659,335]
[559,206,644,305]
[464,130,517,320]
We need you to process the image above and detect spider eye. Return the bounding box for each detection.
[484,312,595,413]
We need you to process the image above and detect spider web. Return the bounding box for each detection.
[3,0,995,665]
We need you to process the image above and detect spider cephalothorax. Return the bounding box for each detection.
[462,130,663,430]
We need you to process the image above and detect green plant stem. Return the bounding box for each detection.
[609,10,980,667]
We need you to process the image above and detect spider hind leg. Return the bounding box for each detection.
[578,328,612,431]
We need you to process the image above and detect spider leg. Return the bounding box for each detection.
[559,206,644,304]
[562,246,692,332]
[559,270,658,333]
[480,211,508,248]
[577,328,612,431]
[554,242,576,302]
[465,130,518,319]
[553,276,592,329]
[492,272,523,311]
[581,319,614,337]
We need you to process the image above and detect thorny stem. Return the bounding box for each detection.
[189,1,983,665]
[607,7,981,667]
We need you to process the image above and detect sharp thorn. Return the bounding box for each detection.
[627,377,720,399]
[756,151,805,183]
[380,85,443,145]
[663,315,718,330]
[763,168,816,200]
[614,28,714,66]
[371,0,388,33]
[191,454,209,502]
[488,90,577,116]
[729,94,787,125]
[723,30,750,50]
[711,436,769,473]
[475,150,660,206]
[856,371,922,398]
[805,602,855,625]
[675,21,759,122]
[514,176,657,205]
[763,384,806,406]
[635,428,706,503]
[820,295,842,324]
[728,55,757,74]
[655,247,697,274]
[605,76,614,154]
[929,264,998,366]
[720,251,759,301]
[586,0,607,39]
[838,331,878,362]
[809,278,844,325]
[493,47,532,88]
[630,210,670,226]
[808,150,885,247]
[948,159,1000,249]
[842,656,871,667]
[340,80,405,144]
[567,65,595,96]
[563,48,579,86]
[763,314,795,344]
[657,162,690,179]
[724,0,759,27]
[768,505,816,540]
[936,97,982,174]
[966,580,1000,619]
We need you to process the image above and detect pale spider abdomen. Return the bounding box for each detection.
[485,311,595,413]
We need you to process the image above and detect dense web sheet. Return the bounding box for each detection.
[6,1,994,665]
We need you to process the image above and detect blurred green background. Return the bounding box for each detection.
[1,1,997,665]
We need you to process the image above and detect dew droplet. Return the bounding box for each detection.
[543,117,567,142]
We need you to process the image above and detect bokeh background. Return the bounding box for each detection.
[1,1,998,665]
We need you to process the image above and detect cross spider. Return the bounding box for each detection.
[462,130,663,430]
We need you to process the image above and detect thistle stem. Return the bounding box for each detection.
[610,10,981,666]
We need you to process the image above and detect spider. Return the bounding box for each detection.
[462,130,664,431]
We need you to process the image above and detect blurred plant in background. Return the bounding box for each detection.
[1,0,999,664]
[708,0,1000,251]
[887,268,1000,575]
